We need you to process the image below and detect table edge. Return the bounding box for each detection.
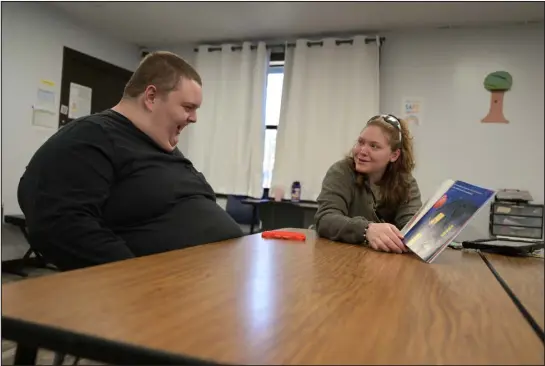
[478,252,545,344]
[2,316,223,365]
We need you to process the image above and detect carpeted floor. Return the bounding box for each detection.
[2,267,103,365]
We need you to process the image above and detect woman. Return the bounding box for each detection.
[314,114,422,254]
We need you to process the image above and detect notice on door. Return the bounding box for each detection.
[68,82,92,119]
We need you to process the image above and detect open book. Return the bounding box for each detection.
[401,180,496,263]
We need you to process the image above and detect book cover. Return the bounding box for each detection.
[402,180,496,263]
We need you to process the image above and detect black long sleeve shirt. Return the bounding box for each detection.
[18,110,243,270]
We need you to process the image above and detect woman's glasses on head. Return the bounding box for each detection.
[368,114,402,142]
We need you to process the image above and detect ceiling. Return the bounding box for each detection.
[51,1,544,47]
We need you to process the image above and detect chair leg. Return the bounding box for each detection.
[22,248,33,261]
[1,262,29,277]
[13,344,37,365]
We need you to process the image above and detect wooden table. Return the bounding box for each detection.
[481,252,544,332]
[2,230,544,365]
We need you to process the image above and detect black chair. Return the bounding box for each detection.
[225,195,260,233]
[3,215,78,365]
[3,215,58,277]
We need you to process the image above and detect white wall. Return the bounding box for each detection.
[380,23,544,239]
[1,2,141,260]
[147,45,196,65]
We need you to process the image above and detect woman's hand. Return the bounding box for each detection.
[366,223,408,254]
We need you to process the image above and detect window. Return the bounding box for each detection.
[262,63,284,189]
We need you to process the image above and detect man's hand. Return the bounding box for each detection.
[366,223,407,254]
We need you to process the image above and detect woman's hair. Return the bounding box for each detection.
[347,115,416,210]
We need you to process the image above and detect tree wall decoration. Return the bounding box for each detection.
[481,71,512,123]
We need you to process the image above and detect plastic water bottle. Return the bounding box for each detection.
[291,181,301,202]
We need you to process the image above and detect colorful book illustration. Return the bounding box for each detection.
[401,180,496,263]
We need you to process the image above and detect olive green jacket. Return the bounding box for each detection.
[314,159,422,244]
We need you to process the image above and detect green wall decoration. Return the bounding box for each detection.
[481,71,513,123]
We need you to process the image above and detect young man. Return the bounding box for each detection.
[18,51,244,271]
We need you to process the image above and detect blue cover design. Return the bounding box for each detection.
[405,180,496,262]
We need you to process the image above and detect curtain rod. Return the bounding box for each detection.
[193,37,385,52]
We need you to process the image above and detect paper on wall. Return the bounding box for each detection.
[401,97,423,126]
[68,82,92,119]
[32,108,57,129]
[32,81,58,129]
[35,88,56,113]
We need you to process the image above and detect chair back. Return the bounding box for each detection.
[225,195,260,226]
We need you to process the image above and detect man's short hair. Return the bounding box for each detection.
[123,51,202,98]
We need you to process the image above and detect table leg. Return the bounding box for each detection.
[13,344,38,365]
[249,205,257,234]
